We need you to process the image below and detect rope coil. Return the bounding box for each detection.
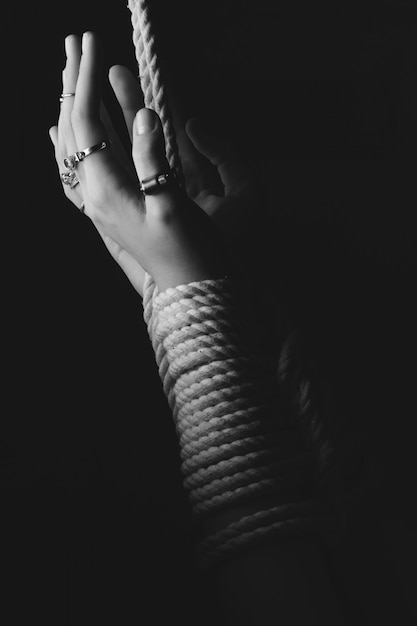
[143,273,338,567]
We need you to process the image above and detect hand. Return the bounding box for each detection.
[174,110,257,251]
[49,33,256,295]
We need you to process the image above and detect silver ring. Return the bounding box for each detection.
[139,169,176,195]
[63,141,109,170]
[59,92,75,103]
[61,171,79,189]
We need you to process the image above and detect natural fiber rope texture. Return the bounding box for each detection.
[128,0,184,188]
[197,500,336,570]
[143,273,337,566]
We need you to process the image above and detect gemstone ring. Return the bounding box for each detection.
[61,170,79,189]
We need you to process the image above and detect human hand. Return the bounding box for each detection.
[49,32,232,295]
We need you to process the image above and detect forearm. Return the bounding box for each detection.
[143,274,345,622]
[213,539,346,625]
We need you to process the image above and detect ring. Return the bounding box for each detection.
[139,169,176,195]
[61,170,79,189]
[63,141,109,171]
[59,92,75,103]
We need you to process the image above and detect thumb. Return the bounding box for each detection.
[132,108,177,213]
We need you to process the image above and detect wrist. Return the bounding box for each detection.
[152,260,233,293]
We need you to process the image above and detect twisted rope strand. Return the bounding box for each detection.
[128,0,184,187]
[178,403,284,446]
[179,416,292,457]
[143,274,337,564]
[181,432,302,476]
[198,501,336,570]
[184,449,313,491]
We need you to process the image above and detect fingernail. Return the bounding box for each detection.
[136,108,157,135]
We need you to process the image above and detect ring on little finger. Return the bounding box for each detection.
[61,170,79,189]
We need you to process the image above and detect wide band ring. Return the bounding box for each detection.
[139,169,176,195]
[64,141,109,171]
[61,170,79,189]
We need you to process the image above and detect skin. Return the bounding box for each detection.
[49,32,257,295]
[49,32,346,624]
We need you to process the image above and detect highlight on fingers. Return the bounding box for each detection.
[62,34,82,96]
[59,34,81,161]
[70,31,111,161]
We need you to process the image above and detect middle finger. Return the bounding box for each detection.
[59,34,82,157]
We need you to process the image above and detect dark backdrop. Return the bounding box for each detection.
[5,1,417,624]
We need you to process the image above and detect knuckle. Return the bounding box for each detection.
[149,197,176,223]
[88,186,114,214]
[92,181,111,204]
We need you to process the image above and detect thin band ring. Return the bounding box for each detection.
[60,92,75,103]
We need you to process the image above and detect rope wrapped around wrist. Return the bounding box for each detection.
[143,273,338,569]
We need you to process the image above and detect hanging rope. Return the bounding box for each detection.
[127,0,185,189]
[128,3,342,569]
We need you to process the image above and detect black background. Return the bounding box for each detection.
[5,1,417,623]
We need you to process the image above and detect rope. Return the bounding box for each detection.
[197,501,336,570]
[143,274,338,567]
[128,4,340,567]
[127,0,185,189]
